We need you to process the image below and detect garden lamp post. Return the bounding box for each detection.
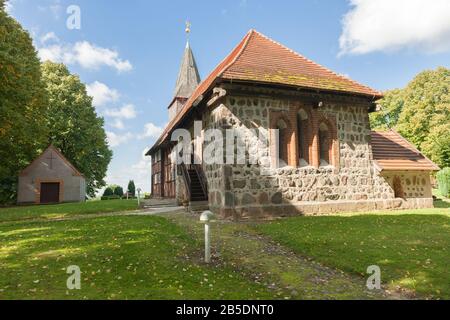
[200,211,215,263]
[137,188,142,207]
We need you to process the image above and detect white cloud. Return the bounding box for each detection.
[86,81,120,107]
[38,40,133,72]
[132,148,152,173]
[40,32,59,45]
[72,42,133,72]
[339,0,450,55]
[106,131,133,148]
[104,104,137,119]
[105,148,152,194]
[139,122,164,139]
[110,119,125,130]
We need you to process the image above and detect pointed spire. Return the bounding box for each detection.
[173,41,201,99]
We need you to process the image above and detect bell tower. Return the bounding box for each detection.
[168,22,201,120]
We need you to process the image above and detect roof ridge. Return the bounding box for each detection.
[19,145,84,177]
[389,129,440,169]
[217,29,255,78]
[252,30,382,97]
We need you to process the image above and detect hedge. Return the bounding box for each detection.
[437,168,450,197]
[101,195,122,201]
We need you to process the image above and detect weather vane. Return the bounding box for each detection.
[185,20,191,35]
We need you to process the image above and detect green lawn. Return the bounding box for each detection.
[1,199,449,300]
[0,215,274,300]
[0,200,138,223]
[256,207,450,299]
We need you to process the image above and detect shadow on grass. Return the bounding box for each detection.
[0,215,274,300]
[256,213,450,299]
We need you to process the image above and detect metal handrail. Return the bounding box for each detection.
[194,164,208,197]
[179,163,191,200]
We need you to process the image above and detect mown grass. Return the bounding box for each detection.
[256,208,450,299]
[0,200,138,223]
[0,215,274,300]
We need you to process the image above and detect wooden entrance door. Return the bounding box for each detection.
[40,182,60,204]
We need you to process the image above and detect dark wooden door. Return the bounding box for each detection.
[40,182,60,204]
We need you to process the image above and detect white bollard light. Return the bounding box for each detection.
[137,188,142,207]
[200,211,215,263]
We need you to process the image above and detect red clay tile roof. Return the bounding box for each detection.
[221,31,382,97]
[371,131,439,171]
[148,30,382,153]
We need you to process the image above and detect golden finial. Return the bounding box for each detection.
[185,21,191,34]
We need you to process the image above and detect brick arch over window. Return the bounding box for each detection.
[269,112,297,168]
[313,115,339,168]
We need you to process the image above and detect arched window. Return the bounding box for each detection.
[297,109,309,167]
[276,119,289,167]
[318,123,330,166]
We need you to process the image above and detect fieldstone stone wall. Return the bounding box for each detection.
[381,171,432,198]
[220,94,379,217]
[199,88,434,219]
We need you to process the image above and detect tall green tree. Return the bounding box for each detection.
[114,186,124,197]
[0,0,48,203]
[369,89,404,130]
[127,180,136,197]
[41,61,112,196]
[371,67,450,168]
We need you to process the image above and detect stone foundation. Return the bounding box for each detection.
[212,198,434,220]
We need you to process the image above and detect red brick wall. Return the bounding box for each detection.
[270,103,339,169]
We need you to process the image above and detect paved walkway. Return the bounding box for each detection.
[0,206,185,226]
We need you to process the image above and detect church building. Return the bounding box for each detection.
[147,30,439,219]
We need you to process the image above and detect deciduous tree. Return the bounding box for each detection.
[371,67,450,168]
[41,62,112,197]
[0,1,48,203]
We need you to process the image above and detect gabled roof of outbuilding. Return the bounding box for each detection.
[19,145,85,177]
[148,30,382,154]
[371,131,439,171]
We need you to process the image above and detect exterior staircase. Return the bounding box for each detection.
[187,168,208,202]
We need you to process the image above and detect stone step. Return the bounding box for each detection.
[189,201,209,212]
[141,199,178,208]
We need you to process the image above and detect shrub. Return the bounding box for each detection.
[114,186,124,197]
[103,187,114,197]
[437,168,450,197]
[101,195,121,201]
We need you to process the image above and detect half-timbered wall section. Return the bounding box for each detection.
[151,149,162,198]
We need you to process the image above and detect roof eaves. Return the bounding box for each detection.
[146,30,255,155]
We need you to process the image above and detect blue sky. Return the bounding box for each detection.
[6,0,450,192]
